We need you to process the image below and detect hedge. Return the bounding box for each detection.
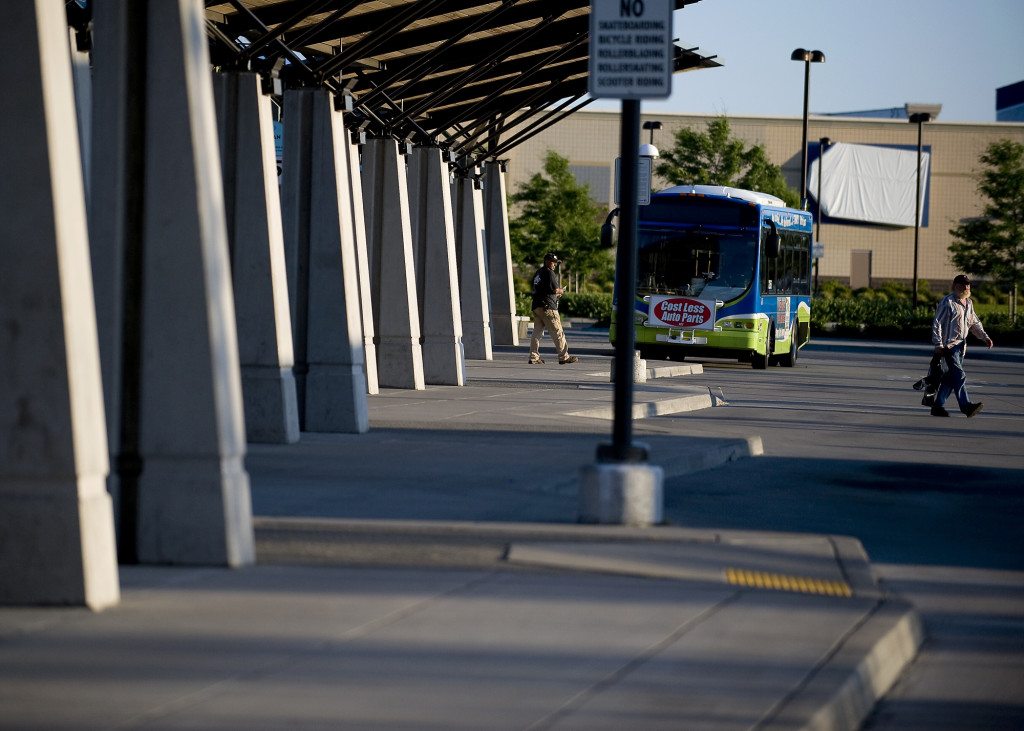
[515,292,613,325]
[515,288,1024,344]
[811,297,1024,346]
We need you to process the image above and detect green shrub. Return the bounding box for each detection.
[560,292,613,322]
[515,292,532,317]
[816,280,853,299]
[812,291,1023,345]
[515,291,614,325]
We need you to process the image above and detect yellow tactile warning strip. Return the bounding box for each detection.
[725,568,853,597]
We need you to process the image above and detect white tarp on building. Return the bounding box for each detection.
[808,142,929,227]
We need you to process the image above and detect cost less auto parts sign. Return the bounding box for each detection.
[647,296,717,330]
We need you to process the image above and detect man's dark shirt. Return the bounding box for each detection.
[531,266,560,310]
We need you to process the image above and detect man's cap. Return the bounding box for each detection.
[953,274,972,286]
[544,252,560,262]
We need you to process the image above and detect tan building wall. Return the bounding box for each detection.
[503,110,1024,289]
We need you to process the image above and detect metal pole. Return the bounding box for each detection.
[799,59,811,209]
[913,119,923,308]
[601,98,643,463]
[814,137,828,292]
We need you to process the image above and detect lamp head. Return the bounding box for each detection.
[906,103,941,121]
[908,112,932,124]
[638,143,659,158]
[791,48,825,62]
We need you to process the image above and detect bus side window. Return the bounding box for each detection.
[761,228,811,296]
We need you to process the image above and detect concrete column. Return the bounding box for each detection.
[213,71,299,444]
[408,147,466,386]
[306,93,369,431]
[344,135,379,395]
[68,27,92,190]
[280,89,313,420]
[133,0,254,565]
[362,137,426,389]
[87,0,129,526]
[280,89,369,432]
[0,0,119,608]
[454,173,493,360]
[483,161,519,346]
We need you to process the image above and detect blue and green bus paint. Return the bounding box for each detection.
[609,185,813,369]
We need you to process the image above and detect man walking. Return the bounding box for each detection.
[929,274,994,417]
[528,253,578,365]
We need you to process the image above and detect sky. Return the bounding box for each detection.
[589,0,1024,123]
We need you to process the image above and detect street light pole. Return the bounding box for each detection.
[791,49,825,210]
[909,111,932,308]
[642,119,662,146]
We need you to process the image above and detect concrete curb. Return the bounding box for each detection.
[567,390,713,419]
[757,599,924,731]
[647,362,705,378]
[592,362,705,382]
[659,434,764,476]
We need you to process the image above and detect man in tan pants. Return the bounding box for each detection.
[528,253,578,365]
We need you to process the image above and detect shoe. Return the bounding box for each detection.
[930,405,950,417]
[528,358,545,365]
[558,355,579,364]
[913,378,928,391]
[921,394,935,407]
[962,402,984,418]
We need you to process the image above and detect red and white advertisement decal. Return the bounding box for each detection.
[648,296,717,331]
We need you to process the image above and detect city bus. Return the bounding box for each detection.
[608,185,813,369]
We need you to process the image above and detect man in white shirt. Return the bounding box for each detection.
[929,274,994,417]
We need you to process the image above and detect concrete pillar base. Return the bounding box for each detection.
[423,338,466,386]
[241,366,301,443]
[610,351,648,383]
[0,481,119,609]
[378,338,426,390]
[137,458,254,566]
[491,312,518,346]
[462,321,493,362]
[578,462,664,526]
[305,364,370,433]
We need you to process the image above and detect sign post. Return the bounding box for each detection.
[589,0,673,463]
[578,0,674,526]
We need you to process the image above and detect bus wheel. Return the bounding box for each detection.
[780,334,799,367]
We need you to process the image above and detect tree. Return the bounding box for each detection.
[655,116,800,208]
[508,151,612,289]
[949,139,1024,317]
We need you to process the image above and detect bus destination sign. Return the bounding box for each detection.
[589,0,674,99]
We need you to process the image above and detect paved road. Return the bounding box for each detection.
[635,335,1024,730]
[630,338,1024,568]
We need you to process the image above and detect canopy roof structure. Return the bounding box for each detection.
[201,0,719,167]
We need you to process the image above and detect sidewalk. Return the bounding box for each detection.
[0,332,923,730]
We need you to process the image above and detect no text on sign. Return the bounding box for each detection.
[589,0,674,99]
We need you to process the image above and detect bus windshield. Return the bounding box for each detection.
[637,227,758,301]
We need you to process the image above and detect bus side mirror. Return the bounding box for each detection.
[601,208,620,248]
[766,222,781,259]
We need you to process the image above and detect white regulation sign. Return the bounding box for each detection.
[589,0,674,99]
